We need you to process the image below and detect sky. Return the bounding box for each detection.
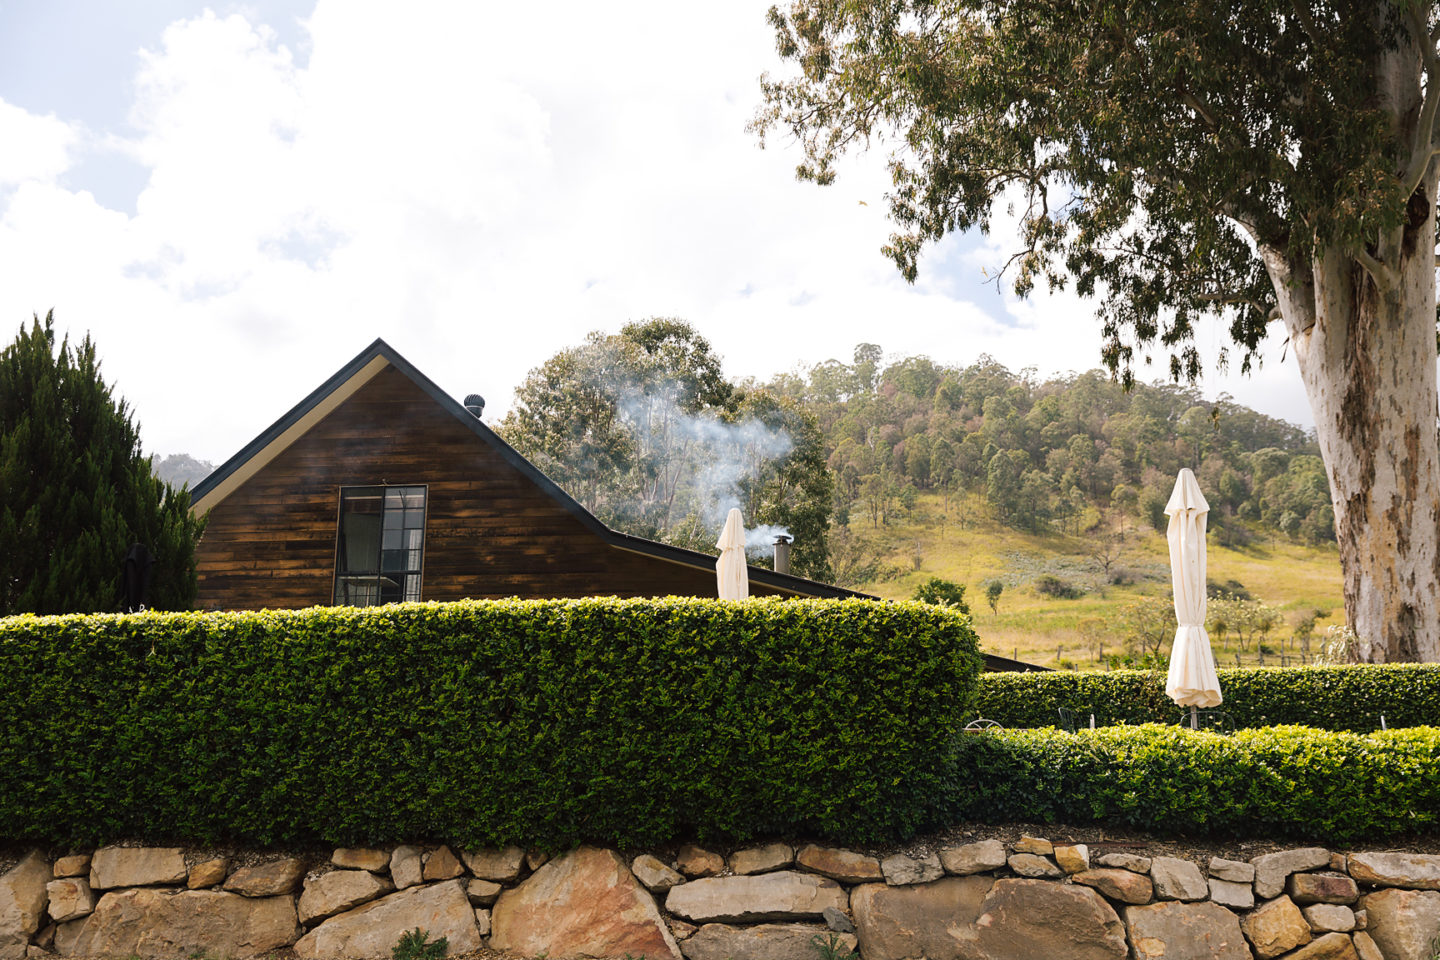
[0,0,1315,464]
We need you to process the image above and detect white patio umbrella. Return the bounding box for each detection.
[716,508,749,600]
[1165,468,1223,726]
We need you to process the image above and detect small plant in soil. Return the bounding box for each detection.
[392,927,448,960]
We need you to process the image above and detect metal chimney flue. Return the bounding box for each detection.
[463,393,486,418]
[773,535,793,576]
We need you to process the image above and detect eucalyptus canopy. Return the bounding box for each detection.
[755,0,1440,661]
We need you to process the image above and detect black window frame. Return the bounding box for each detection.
[333,484,428,607]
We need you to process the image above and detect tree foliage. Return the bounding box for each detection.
[0,313,204,614]
[500,319,834,580]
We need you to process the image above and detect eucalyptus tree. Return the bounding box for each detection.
[754,0,1440,660]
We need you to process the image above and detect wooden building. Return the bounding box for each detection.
[189,339,867,611]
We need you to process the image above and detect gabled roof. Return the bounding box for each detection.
[190,338,870,600]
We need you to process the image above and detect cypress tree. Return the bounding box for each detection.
[0,312,204,614]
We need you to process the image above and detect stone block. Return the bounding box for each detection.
[490,848,679,960]
[389,845,422,890]
[1097,852,1150,873]
[1208,857,1254,883]
[676,845,725,879]
[223,858,305,898]
[632,855,685,892]
[89,847,186,890]
[1284,931,1360,960]
[1,852,52,959]
[297,869,393,925]
[1290,872,1360,905]
[881,852,943,886]
[938,840,1006,876]
[1302,903,1356,933]
[1360,888,1440,960]
[44,879,93,924]
[331,848,389,872]
[56,889,300,958]
[1013,836,1053,856]
[1006,854,1062,879]
[1208,878,1255,910]
[1352,931,1384,960]
[1349,852,1440,890]
[666,871,847,924]
[465,878,502,906]
[51,857,89,880]
[1055,844,1090,874]
[186,858,228,889]
[1240,895,1312,959]
[460,845,526,882]
[1150,857,1207,901]
[421,846,463,882]
[795,845,883,884]
[679,923,855,960]
[1073,868,1154,904]
[730,844,793,876]
[1124,900,1250,960]
[295,879,479,959]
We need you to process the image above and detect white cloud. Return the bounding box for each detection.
[0,0,1322,465]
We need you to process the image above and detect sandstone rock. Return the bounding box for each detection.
[1241,895,1312,959]
[881,852,943,885]
[332,848,389,872]
[1291,872,1360,905]
[676,845,725,879]
[1354,908,1368,930]
[390,845,423,889]
[422,846,464,882]
[1013,836,1053,856]
[1006,854,1062,879]
[1073,868,1154,904]
[465,879,502,906]
[1124,900,1251,960]
[1055,844,1090,874]
[474,907,490,937]
[1,851,51,959]
[1349,852,1440,890]
[51,857,88,880]
[89,846,186,890]
[679,923,855,960]
[56,888,299,958]
[850,875,993,960]
[223,858,305,897]
[939,840,1007,876]
[44,879,93,924]
[526,850,550,871]
[796,845,883,884]
[1331,853,1349,873]
[1097,852,1151,873]
[186,858,228,889]
[1253,848,1331,899]
[666,871,847,924]
[1285,931,1360,960]
[1361,888,1440,960]
[730,843,793,876]
[669,919,697,940]
[1353,931,1384,960]
[632,855,686,892]
[1303,904,1356,933]
[31,924,52,952]
[1209,857,1255,883]
[460,845,525,882]
[297,869,393,925]
[295,879,478,959]
[26,944,49,958]
[822,905,854,934]
[490,847,678,960]
[1150,857,1207,901]
[1209,878,1255,910]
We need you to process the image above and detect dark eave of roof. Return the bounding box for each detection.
[190,337,871,601]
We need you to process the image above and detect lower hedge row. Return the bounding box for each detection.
[0,597,982,849]
[972,664,1440,731]
[951,724,1440,842]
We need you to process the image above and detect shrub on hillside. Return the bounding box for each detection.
[0,597,982,849]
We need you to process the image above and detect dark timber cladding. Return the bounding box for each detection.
[191,341,866,610]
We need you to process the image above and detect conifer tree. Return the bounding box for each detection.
[0,312,204,614]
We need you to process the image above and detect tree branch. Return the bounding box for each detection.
[1404,5,1440,196]
[1291,0,1323,47]
[1355,247,1399,290]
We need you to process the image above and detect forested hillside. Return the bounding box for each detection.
[761,345,1333,551]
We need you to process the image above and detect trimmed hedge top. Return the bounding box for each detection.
[0,597,983,849]
[973,664,1440,732]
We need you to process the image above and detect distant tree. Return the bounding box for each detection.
[985,580,1004,615]
[0,313,204,613]
[151,453,215,489]
[912,576,971,615]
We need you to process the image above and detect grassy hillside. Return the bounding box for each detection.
[849,490,1345,670]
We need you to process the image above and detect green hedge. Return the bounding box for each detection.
[0,597,982,849]
[972,664,1440,732]
[952,724,1440,842]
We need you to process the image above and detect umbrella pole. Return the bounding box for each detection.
[1189,705,1198,730]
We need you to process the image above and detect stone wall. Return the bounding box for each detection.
[3,834,1440,959]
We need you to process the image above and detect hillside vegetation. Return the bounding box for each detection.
[759,346,1344,667]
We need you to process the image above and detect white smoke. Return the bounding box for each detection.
[745,524,792,556]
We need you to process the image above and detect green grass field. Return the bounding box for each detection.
[851,491,1345,670]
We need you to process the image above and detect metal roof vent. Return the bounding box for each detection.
[463,393,486,418]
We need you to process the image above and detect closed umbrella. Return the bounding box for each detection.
[1165,468,1222,726]
[716,508,749,600]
